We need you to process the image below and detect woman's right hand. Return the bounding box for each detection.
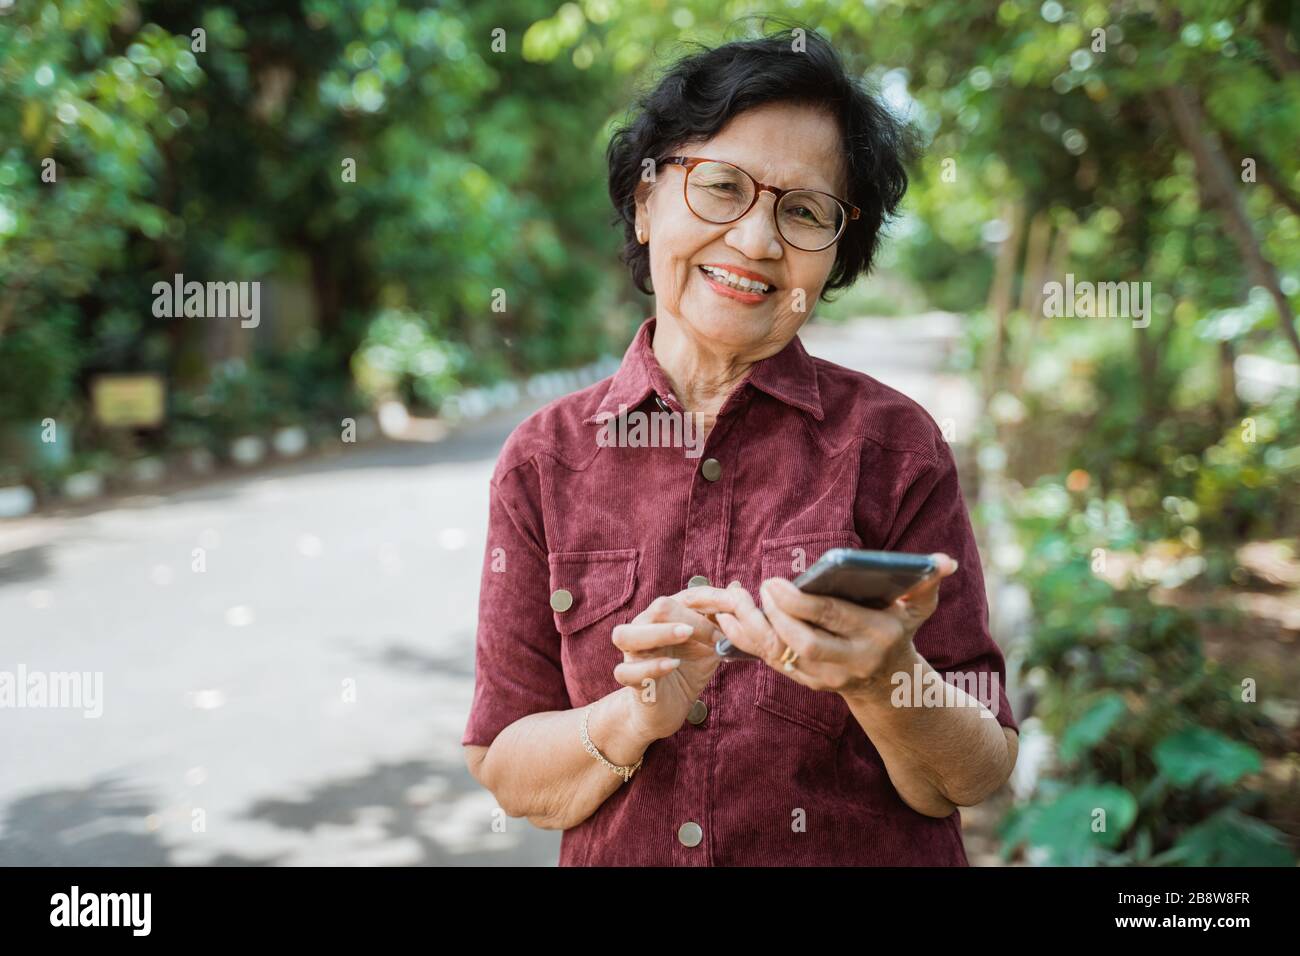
[611,587,737,742]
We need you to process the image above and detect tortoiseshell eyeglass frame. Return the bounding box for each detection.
[659,155,860,251]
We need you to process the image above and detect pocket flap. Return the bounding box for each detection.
[754,529,861,738]
[547,548,639,635]
[760,529,862,581]
[755,671,847,738]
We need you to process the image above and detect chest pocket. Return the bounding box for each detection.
[548,548,639,706]
[754,530,861,739]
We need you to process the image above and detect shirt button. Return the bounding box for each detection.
[687,575,710,588]
[550,588,574,612]
[678,821,703,847]
[687,700,708,725]
[701,458,722,482]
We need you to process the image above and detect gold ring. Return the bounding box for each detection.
[778,644,799,672]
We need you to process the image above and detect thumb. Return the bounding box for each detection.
[895,553,956,611]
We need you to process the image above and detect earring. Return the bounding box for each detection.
[636,226,646,243]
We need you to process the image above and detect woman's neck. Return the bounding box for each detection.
[651,318,753,417]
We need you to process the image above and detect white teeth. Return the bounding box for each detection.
[701,265,770,293]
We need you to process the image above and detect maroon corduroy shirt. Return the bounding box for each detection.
[462,317,1018,865]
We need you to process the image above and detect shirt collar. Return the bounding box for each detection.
[585,317,824,424]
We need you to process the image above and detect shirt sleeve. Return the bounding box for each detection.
[877,440,1019,735]
[461,456,572,747]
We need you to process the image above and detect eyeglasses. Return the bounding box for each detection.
[659,156,860,252]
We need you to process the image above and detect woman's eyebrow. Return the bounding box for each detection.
[713,154,839,195]
[776,166,842,197]
[784,164,838,194]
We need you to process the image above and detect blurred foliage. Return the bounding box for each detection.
[352,307,467,410]
[0,0,635,463]
[4,0,1297,439]
[995,481,1294,864]
[0,307,82,419]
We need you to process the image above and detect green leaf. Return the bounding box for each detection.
[1170,808,1295,867]
[1059,692,1128,763]
[1013,784,1138,864]
[1153,726,1262,788]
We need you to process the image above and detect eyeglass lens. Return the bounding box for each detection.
[684,160,844,251]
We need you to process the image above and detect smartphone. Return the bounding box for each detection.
[715,548,939,660]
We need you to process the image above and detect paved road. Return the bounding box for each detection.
[0,403,564,865]
[0,314,974,866]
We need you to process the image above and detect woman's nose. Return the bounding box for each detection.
[728,192,783,255]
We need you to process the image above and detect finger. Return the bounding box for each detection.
[713,585,786,660]
[755,602,855,691]
[714,610,763,658]
[901,552,955,596]
[612,621,698,653]
[613,657,682,687]
[637,597,722,643]
[763,595,855,666]
[894,553,955,611]
[735,608,838,689]
[762,577,872,637]
[676,585,754,617]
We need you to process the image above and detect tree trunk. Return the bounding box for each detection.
[1214,124,1300,219]
[1217,339,1239,427]
[1156,85,1300,364]
[1259,21,1300,77]
[983,200,1023,402]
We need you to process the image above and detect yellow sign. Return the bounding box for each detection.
[91,374,166,427]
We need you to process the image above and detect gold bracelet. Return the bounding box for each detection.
[581,703,643,783]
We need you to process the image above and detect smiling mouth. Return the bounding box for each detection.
[698,265,776,296]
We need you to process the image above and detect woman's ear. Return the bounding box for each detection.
[633,181,652,242]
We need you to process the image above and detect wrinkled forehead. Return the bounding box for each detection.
[673,105,849,198]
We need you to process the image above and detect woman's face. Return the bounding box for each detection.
[635,101,849,361]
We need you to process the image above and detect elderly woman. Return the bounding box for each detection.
[462,28,1018,866]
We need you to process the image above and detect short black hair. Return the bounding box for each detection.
[606,20,922,300]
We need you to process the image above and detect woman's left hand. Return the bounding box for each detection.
[714,553,958,701]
